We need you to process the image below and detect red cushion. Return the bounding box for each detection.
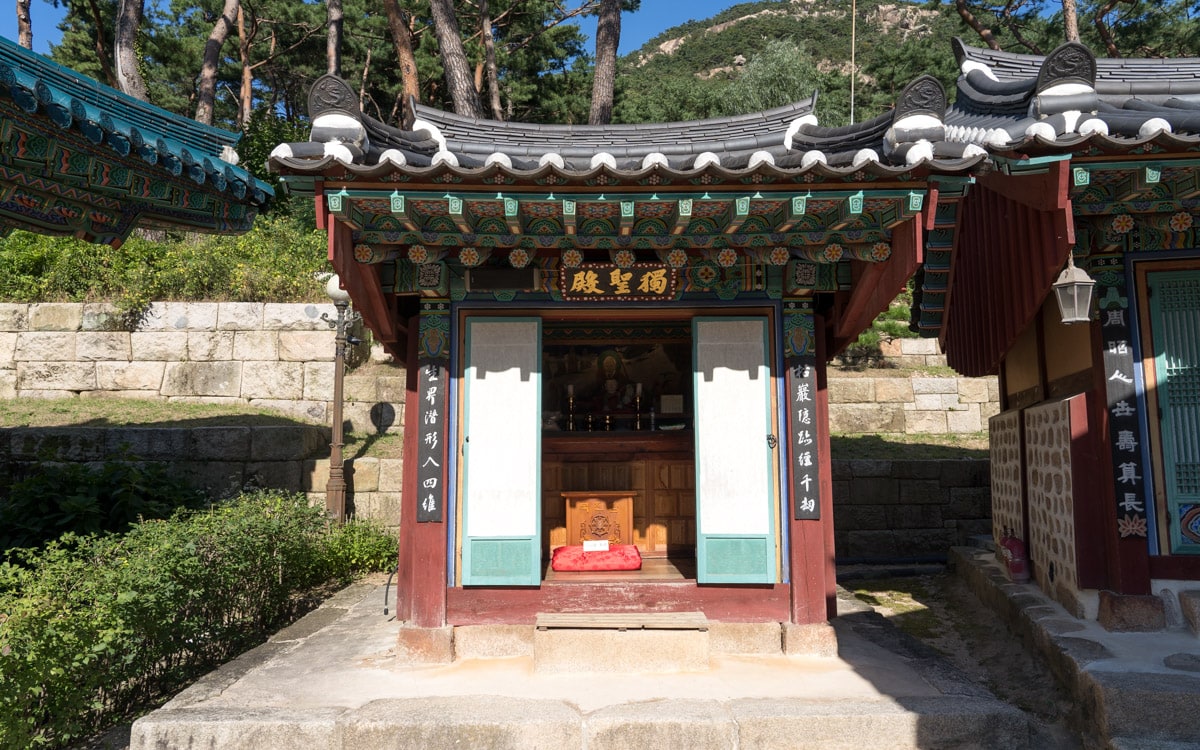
[551,544,642,572]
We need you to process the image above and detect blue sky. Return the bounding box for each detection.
[2,1,743,57]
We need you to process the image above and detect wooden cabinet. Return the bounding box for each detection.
[542,433,695,558]
[563,491,634,546]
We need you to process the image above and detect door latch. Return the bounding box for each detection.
[767,434,778,449]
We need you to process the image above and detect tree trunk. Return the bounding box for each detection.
[428,0,482,117]
[588,0,621,125]
[238,3,253,129]
[327,0,344,76]
[86,0,118,87]
[384,0,421,114]
[1093,0,1130,57]
[16,0,32,49]
[195,0,239,126]
[481,0,503,120]
[1062,0,1080,42]
[954,0,1001,51]
[114,0,150,101]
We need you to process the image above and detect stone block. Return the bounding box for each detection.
[232,330,279,361]
[886,504,944,530]
[874,378,914,403]
[912,393,944,411]
[80,303,124,331]
[248,399,326,424]
[958,378,993,403]
[1180,590,1200,637]
[131,332,188,361]
[162,361,242,397]
[905,409,948,434]
[849,476,901,506]
[17,361,96,391]
[250,425,328,461]
[279,330,333,362]
[188,427,252,461]
[217,302,264,330]
[534,626,708,673]
[845,459,893,478]
[129,707,343,750]
[912,376,958,394]
[947,486,991,519]
[15,332,76,361]
[898,479,945,506]
[376,374,409,402]
[166,395,243,407]
[76,332,131,361]
[1098,590,1166,632]
[707,622,782,655]
[17,389,80,399]
[940,393,967,411]
[890,460,942,479]
[245,461,302,492]
[0,371,15,398]
[80,390,161,401]
[303,361,335,402]
[836,505,888,530]
[29,303,82,331]
[900,337,941,355]
[187,331,234,361]
[343,373,379,402]
[781,622,837,656]
[453,625,534,659]
[940,460,990,488]
[894,528,955,557]
[0,332,17,366]
[344,400,401,434]
[0,303,29,331]
[179,461,245,497]
[395,626,455,664]
[240,361,303,400]
[587,700,732,750]
[378,459,405,491]
[829,403,904,433]
[11,428,107,461]
[352,491,402,524]
[263,303,327,330]
[347,456,380,492]
[106,428,189,460]
[981,402,1001,421]
[94,361,166,391]
[140,302,191,331]
[947,404,983,433]
[346,697,579,750]
[843,530,900,559]
[303,459,331,493]
[829,378,874,403]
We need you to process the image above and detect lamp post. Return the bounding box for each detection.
[325,274,351,523]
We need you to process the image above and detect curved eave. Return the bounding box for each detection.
[954,37,1200,84]
[269,153,986,186]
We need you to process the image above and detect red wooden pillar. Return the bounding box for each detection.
[397,302,451,627]
[785,303,836,624]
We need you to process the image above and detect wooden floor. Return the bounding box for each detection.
[542,555,696,583]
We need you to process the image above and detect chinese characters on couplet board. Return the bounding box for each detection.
[789,362,821,520]
[416,363,445,523]
[560,263,676,302]
[1099,295,1148,539]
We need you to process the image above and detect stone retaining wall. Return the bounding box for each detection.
[832,458,992,562]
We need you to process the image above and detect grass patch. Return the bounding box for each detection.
[0,398,314,428]
[850,576,944,641]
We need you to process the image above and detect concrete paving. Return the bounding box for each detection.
[130,580,1028,749]
[128,550,1200,749]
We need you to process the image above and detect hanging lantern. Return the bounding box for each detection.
[1052,254,1095,324]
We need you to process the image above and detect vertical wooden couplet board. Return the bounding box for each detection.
[693,317,778,584]
[415,301,450,523]
[784,301,821,520]
[461,317,542,586]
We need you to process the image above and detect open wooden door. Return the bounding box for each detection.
[461,317,543,585]
[693,316,778,583]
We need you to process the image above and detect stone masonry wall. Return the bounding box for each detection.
[832,458,992,562]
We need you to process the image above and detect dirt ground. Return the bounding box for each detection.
[845,568,1085,748]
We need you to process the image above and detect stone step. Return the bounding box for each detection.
[1179,589,1200,637]
[533,611,710,673]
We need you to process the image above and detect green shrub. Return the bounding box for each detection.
[0,492,397,749]
[0,461,207,551]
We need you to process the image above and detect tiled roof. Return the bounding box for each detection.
[269,73,986,182]
[0,35,273,211]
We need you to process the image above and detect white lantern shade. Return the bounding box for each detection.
[1052,262,1095,324]
[325,274,351,303]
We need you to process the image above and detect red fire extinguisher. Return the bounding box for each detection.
[1000,527,1030,583]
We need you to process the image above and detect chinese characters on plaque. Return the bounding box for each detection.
[788,360,821,520]
[560,263,676,302]
[415,362,446,523]
[1096,263,1148,538]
